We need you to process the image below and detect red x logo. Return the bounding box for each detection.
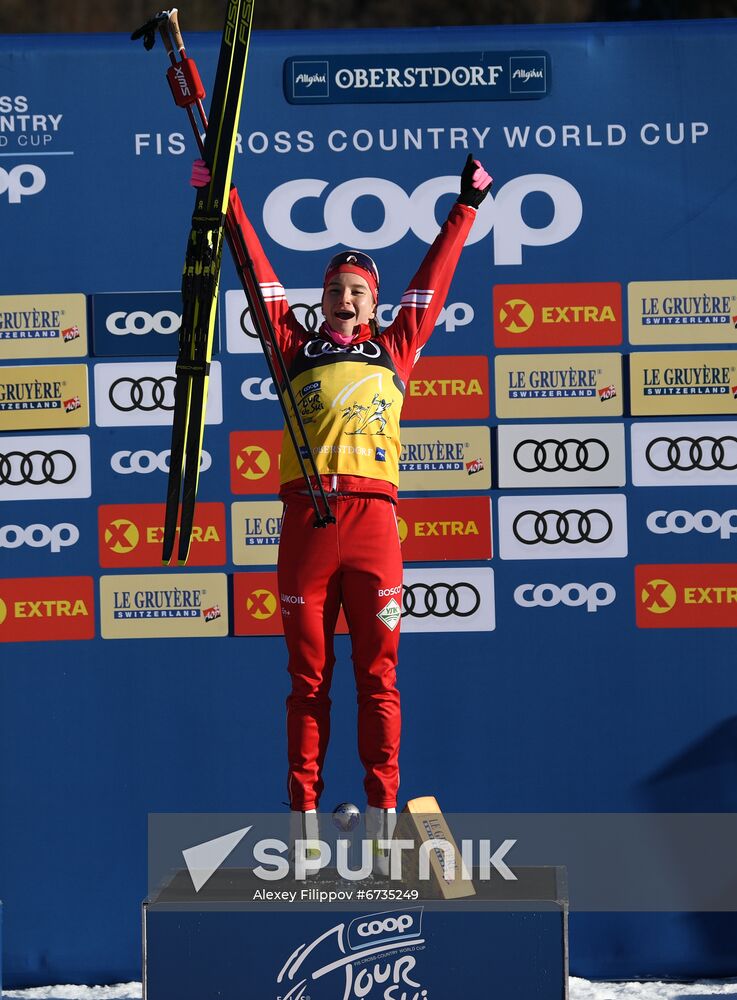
[247,589,276,619]
[641,579,676,614]
[499,298,534,334]
[105,518,139,553]
[237,446,270,480]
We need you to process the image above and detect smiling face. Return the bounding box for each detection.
[322,272,377,338]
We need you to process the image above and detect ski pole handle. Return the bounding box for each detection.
[168,8,186,55]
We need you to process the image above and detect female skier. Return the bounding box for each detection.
[192,154,492,872]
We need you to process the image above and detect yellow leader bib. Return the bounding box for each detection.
[279,336,406,486]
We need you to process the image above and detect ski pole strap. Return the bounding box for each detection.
[166,58,206,108]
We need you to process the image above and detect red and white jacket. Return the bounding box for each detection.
[228,188,476,500]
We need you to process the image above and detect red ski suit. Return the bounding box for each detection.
[228,189,476,810]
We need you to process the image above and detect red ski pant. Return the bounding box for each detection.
[277,493,403,811]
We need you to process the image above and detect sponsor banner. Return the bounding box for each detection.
[631,420,737,488]
[0,576,95,643]
[646,507,737,541]
[397,496,492,561]
[0,363,89,431]
[628,280,737,345]
[636,563,737,629]
[233,571,349,636]
[400,567,495,633]
[110,447,213,478]
[225,288,475,354]
[90,291,221,357]
[284,51,549,104]
[402,356,489,420]
[494,353,623,418]
[493,282,622,348]
[630,350,737,415]
[399,425,491,491]
[0,433,92,502]
[98,503,226,568]
[514,580,617,614]
[0,521,80,555]
[0,293,88,359]
[231,500,284,565]
[498,422,626,488]
[498,493,628,560]
[230,431,283,495]
[99,573,229,639]
[93,361,223,427]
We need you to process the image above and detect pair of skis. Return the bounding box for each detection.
[132,4,335,566]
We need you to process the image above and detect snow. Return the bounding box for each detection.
[3,979,737,999]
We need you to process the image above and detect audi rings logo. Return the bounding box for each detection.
[512,509,613,545]
[0,450,76,486]
[109,376,177,412]
[513,438,609,473]
[645,436,737,472]
[241,300,322,339]
[303,338,382,359]
[402,581,481,618]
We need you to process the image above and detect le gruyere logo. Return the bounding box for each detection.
[231,501,283,566]
[0,364,89,431]
[628,280,737,345]
[495,354,623,418]
[0,294,88,359]
[494,283,622,347]
[630,351,737,416]
[100,573,229,639]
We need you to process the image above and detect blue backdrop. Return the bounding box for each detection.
[1,17,737,987]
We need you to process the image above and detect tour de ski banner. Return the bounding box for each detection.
[1,16,737,984]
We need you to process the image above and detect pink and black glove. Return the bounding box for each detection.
[457,154,492,209]
[190,158,211,188]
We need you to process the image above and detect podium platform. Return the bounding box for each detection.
[143,867,568,1000]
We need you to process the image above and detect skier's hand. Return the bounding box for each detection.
[190,158,211,188]
[457,154,492,208]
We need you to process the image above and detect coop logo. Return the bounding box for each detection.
[241,377,278,401]
[494,282,622,347]
[646,509,737,540]
[0,522,79,553]
[98,503,226,568]
[636,564,737,628]
[0,163,46,203]
[91,292,190,357]
[111,449,213,476]
[514,581,616,613]
[263,173,582,265]
[347,909,423,950]
[0,576,94,643]
[106,310,180,337]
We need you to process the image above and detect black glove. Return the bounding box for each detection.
[457,153,492,209]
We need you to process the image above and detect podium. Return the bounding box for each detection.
[143,867,568,1000]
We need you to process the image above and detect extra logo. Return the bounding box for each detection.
[230,431,283,495]
[93,361,223,427]
[0,293,88,360]
[402,355,490,421]
[636,564,737,629]
[111,449,213,476]
[90,292,203,358]
[0,522,79,554]
[494,353,623,419]
[628,280,737,345]
[400,567,494,633]
[98,503,226,568]
[225,288,474,352]
[0,163,45,203]
[262,173,582,265]
[630,350,737,416]
[494,282,622,347]
[397,496,492,561]
[514,582,616,613]
[498,422,626,489]
[498,493,628,560]
[0,576,94,643]
[631,421,737,487]
[99,573,229,639]
[0,363,89,432]
[0,434,91,502]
